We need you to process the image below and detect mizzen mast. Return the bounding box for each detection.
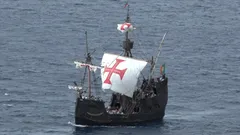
[85,31,92,98]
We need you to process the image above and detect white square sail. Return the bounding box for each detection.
[100,53,147,98]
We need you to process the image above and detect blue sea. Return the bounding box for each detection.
[1,0,240,134]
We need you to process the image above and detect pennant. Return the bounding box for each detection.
[124,1,129,8]
[160,64,165,75]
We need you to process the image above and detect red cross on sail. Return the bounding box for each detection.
[103,59,127,84]
[101,53,147,97]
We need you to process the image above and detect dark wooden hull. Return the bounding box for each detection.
[75,113,164,126]
[75,78,168,126]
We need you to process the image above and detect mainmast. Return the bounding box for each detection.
[123,5,134,58]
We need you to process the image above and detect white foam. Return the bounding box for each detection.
[68,121,88,127]
[3,104,13,107]
[67,121,136,128]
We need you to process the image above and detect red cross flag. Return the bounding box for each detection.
[117,22,134,33]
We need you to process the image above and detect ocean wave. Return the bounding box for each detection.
[0,99,39,105]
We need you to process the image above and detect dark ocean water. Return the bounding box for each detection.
[1,0,240,134]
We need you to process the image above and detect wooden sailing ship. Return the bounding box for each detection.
[69,4,168,126]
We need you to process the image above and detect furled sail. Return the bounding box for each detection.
[100,53,147,98]
[117,22,134,33]
[68,85,82,90]
[74,61,100,72]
